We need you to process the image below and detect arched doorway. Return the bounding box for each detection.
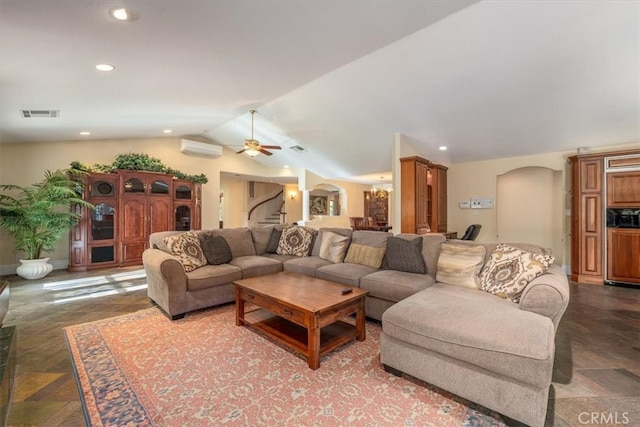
[496,167,563,257]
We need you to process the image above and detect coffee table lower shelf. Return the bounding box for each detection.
[241,308,358,364]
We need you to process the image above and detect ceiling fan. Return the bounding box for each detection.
[236,110,281,157]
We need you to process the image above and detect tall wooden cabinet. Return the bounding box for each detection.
[569,155,604,284]
[400,156,448,234]
[69,170,201,271]
[569,149,640,285]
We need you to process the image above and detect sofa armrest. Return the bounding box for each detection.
[518,264,570,329]
[143,248,188,318]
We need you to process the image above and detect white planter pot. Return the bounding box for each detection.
[16,258,53,280]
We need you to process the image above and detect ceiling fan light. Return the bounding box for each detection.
[245,148,260,157]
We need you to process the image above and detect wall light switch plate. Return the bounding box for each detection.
[471,197,494,209]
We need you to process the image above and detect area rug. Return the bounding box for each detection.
[64,304,506,426]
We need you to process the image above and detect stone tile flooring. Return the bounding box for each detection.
[1,267,638,426]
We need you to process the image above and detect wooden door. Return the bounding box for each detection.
[607,172,640,207]
[120,197,147,265]
[416,161,429,232]
[607,228,640,284]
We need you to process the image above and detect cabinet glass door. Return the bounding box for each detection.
[151,179,170,194]
[175,205,192,231]
[175,185,192,200]
[91,203,115,240]
[124,178,145,193]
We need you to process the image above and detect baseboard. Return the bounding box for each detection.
[0,259,68,277]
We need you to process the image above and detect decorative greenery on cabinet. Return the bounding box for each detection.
[70,152,208,184]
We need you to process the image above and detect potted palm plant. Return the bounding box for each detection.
[0,169,93,279]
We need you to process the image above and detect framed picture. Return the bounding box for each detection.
[309,195,328,215]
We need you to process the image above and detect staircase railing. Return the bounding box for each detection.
[248,189,283,221]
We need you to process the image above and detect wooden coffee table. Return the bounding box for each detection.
[234,271,368,369]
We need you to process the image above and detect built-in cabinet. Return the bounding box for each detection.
[69,170,201,271]
[400,156,448,234]
[569,149,640,285]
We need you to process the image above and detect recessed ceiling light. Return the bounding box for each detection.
[96,64,115,72]
[110,8,139,21]
[80,131,91,136]
[163,129,172,134]
[283,165,290,168]
[439,146,447,151]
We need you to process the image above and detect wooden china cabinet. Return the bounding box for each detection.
[69,170,201,271]
[400,156,448,234]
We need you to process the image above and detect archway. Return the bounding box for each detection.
[496,166,563,257]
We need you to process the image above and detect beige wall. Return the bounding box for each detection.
[0,137,268,267]
[447,142,640,269]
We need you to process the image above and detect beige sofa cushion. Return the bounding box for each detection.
[436,242,486,289]
[207,228,256,258]
[382,283,555,388]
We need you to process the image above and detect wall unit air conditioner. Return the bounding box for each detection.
[180,139,223,158]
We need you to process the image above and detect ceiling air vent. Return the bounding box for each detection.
[290,144,307,153]
[21,109,59,118]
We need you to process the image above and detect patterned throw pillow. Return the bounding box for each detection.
[344,243,386,268]
[318,231,350,263]
[200,234,232,265]
[276,226,317,257]
[436,243,486,289]
[480,243,555,303]
[266,228,283,254]
[163,231,207,272]
[384,236,426,274]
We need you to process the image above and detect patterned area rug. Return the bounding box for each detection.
[64,305,506,426]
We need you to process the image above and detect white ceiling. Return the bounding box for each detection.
[1,0,638,184]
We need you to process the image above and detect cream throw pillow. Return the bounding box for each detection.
[344,243,386,268]
[480,243,555,303]
[318,231,350,263]
[436,243,486,289]
[163,231,207,272]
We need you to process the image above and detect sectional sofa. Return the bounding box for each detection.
[142,225,569,427]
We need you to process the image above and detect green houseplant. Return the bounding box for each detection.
[0,169,93,279]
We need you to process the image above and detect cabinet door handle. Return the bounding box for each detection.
[283,309,292,316]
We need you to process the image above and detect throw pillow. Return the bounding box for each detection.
[344,243,386,268]
[318,231,350,263]
[266,228,283,253]
[200,234,232,265]
[480,243,555,303]
[163,231,207,272]
[384,236,427,274]
[276,225,317,257]
[436,243,486,289]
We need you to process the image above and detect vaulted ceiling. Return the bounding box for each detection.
[1,0,638,183]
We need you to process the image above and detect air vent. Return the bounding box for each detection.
[290,144,307,153]
[21,110,59,118]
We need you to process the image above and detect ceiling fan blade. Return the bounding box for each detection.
[260,145,281,150]
[259,148,273,156]
[236,148,247,154]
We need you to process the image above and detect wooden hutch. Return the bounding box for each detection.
[69,170,201,271]
[399,156,448,235]
[568,149,640,285]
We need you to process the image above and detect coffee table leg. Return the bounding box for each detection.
[308,315,321,370]
[356,299,366,342]
[235,286,244,326]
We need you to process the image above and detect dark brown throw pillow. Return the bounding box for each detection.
[266,228,283,254]
[200,234,232,265]
[384,236,427,274]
